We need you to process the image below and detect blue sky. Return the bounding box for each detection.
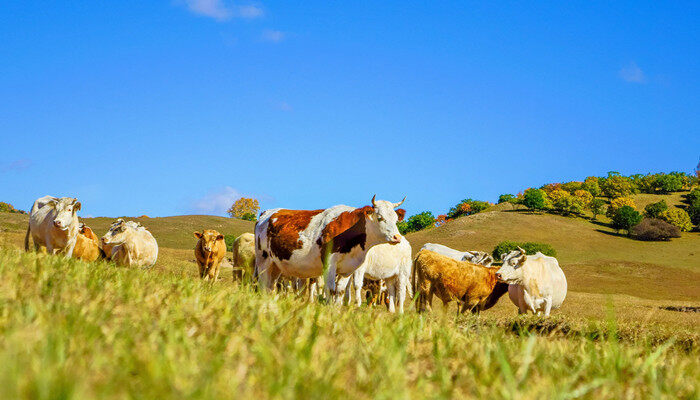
[1,1,698,218]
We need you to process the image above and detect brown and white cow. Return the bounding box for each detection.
[254,195,405,295]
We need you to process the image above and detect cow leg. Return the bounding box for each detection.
[385,276,397,313]
[257,261,280,291]
[353,272,365,307]
[336,274,352,305]
[396,272,407,314]
[308,278,318,302]
[324,263,338,297]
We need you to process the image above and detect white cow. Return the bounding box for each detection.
[25,196,81,256]
[495,247,567,316]
[101,219,158,267]
[336,236,413,313]
[420,243,494,266]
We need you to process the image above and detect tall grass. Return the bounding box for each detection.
[0,247,697,399]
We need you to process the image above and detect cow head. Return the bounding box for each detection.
[366,195,405,245]
[194,230,224,253]
[50,197,81,230]
[495,247,527,283]
[101,218,128,249]
[79,223,98,241]
[463,251,494,266]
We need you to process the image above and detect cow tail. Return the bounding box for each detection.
[24,224,31,251]
[412,255,420,310]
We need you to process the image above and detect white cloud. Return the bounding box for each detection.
[619,62,646,83]
[181,0,263,21]
[261,29,285,42]
[191,186,242,215]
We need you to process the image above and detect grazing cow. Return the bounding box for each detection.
[101,219,158,267]
[420,243,494,266]
[194,229,227,281]
[255,195,406,295]
[25,196,81,256]
[232,233,255,281]
[72,223,101,262]
[336,235,412,313]
[496,248,567,316]
[413,250,509,313]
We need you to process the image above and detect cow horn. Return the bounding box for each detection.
[371,194,377,207]
[393,196,406,208]
[517,246,526,255]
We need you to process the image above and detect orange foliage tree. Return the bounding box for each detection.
[227,198,260,220]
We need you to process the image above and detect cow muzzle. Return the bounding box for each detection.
[53,220,67,230]
[495,273,504,282]
[388,234,401,244]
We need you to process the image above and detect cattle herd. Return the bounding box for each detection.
[23,195,568,316]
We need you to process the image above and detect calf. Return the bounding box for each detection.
[413,250,508,313]
[496,248,567,316]
[25,196,81,256]
[194,229,227,281]
[232,232,255,281]
[72,223,101,262]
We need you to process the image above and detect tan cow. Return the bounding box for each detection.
[232,232,255,281]
[194,229,227,281]
[413,250,509,313]
[72,223,101,262]
[101,219,158,267]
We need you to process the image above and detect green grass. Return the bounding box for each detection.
[0,248,697,399]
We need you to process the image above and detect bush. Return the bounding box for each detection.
[644,200,668,219]
[606,197,636,218]
[498,194,515,204]
[224,234,236,252]
[581,177,601,197]
[600,171,635,198]
[560,181,582,193]
[492,241,556,260]
[659,208,693,232]
[0,202,26,214]
[241,212,257,221]
[655,174,684,193]
[687,198,700,226]
[610,206,642,234]
[630,218,681,241]
[522,189,549,212]
[446,199,490,219]
[398,211,436,234]
[687,188,700,204]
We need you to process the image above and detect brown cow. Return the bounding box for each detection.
[72,223,101,262]
[413,249,509,313]
[194,229,227,281]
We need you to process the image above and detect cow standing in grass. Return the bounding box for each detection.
[25,196,81,256]
[413,250,509,313]
[496,248,567,316]
[232,232,255,281]
[194,229,227,281]
[255,195,405,296]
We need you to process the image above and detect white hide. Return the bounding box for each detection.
[26,195,81,256]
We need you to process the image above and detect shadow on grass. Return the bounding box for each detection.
[595,229,629,238]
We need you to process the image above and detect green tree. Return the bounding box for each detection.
[644,200,668,219]
[581,176,601,197]
[560,181,582,193]
[654,174,683,193]
[600,171,635,198]
[659,208,693,232]
[522,188,549,212]
[398,211,436,234]
[589,198,606,220]
[498,194,515,204]
[610,206,642,235]
[446,199,490,219]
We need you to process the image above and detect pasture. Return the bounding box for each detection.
[0,204,698,399]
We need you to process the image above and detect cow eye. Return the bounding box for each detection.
[377,216,385,222]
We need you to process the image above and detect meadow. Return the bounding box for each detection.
[0,195,698,399]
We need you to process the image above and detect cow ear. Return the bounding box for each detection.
[518,254,527,265]
[500,253,507,261]
[194,232,202,239]
[74,201,81,211]
[395,208,406,222]
[216,234,224,241]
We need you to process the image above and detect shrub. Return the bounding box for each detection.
[241,212,257,221]
[498,194,515,204]
[224,234,236,251]
[644,200,668,219]
[492,241,556,260]
[630,218,681,241]
[600,171,635,198]
[589,198,606,220]
[659,208,693,232]
[687,198,700,226]
[446,199,490,219]
[655,174,684,193]
[606,197,636,218]
[581,176,601,197]
[522,189,549,212]
[398,211,436,234]
[610,206,642,234]
[687,188,700,204]
[0,202,26,214]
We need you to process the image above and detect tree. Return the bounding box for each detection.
[687,198,700,227]
[606,197,636,218]
[654,174,683,193]
[522,188,549,212]
[600,171,635,198]
[560,181,582,193]
[589,198,606,220]
[498,194,515,204]
[446,199,490,219]
[610,206,642,235]
[398,211,436,234]
[659,208,693,232]
[581,176,601,197]
[0,202,25,214]
[227,198,260,220]
[435,214,449,227]
[644,200,668,219]
[548,189,572,214]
